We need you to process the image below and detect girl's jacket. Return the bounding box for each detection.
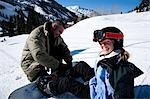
[89,51,143,99]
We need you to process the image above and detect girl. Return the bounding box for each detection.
[90,27,143,99]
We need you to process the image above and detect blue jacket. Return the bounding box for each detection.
[89,64,114,99]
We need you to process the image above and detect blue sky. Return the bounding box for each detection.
[56,0,141,12]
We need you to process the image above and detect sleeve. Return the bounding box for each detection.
[59,37,72,64]
[89,77,97,99]
[114,62,143,98]
[27,31,59,71]
[128,62,143,78]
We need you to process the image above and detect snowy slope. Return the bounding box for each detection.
[0,11,150,99]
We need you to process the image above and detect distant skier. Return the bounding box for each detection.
[21,19,94,98]
[90,27,143,99]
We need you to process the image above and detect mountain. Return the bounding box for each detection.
[132,0,150,12]
[0,0,77,21]
[0,0,78,36]
[66,5,100,18]
[138,0,150,12]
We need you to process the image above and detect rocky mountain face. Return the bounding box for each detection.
[0,0,78,36]
[139,0,150,12]
[133,0,150,12]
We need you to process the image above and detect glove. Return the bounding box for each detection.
[57,63,69,76]
[64,55,73,64]
[66,61,72,68]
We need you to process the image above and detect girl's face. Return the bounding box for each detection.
[99,39,114,55]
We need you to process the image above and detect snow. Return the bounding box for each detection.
[34,4,47,15]
[0,27,2,35]
[1,11,150,99]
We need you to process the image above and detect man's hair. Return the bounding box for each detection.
[53,19,66,28]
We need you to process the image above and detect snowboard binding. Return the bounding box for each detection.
[35,75,58,97]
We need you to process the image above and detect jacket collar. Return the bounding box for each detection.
[99,50,121,60]
[43,22,52,36]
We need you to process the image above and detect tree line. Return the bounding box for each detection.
[0,6,48,37]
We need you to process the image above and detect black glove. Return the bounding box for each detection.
[64,55,73,65]
[57,63,70,76]
[66,61,72,68]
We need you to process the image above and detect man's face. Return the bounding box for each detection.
[52,23,64,38]
[99,39,114,55]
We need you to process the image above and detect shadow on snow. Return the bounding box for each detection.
[71,48,87,56]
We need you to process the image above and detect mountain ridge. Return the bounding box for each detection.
[0,0,78,36]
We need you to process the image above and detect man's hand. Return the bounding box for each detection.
[59,63,68,71]
[66,62,72,69]
[56,63,70,76]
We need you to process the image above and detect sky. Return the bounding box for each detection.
[1,11,150,99]
[56,0,141,12]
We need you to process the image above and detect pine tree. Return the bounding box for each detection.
[26,6,47,34]
[8,16,15,37]
[26,6,40,33]
[14,9,26,35]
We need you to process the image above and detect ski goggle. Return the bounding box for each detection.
[93,30,124,42]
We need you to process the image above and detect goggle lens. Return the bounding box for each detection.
[93,30,103,42]
[93,30,124,42]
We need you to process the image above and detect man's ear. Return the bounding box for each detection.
[52,23,58,30]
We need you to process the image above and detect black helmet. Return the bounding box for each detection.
[93,27,124,50]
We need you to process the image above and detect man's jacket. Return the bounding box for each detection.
[21,22,72,81]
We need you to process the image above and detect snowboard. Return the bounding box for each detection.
[8,82,77,99]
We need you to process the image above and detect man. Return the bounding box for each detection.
[21,20,72,82]
[21,20,94,98]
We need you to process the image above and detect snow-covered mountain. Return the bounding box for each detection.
[0,11,150,99]
[66,5,100,17]
[0,0,77,21]
[0,1,19,21]
[132,0,150,12]
[0,0,100,37]
[0,0,78,36]
[139,0,150,12]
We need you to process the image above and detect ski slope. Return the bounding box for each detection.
[0,11,150,99]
